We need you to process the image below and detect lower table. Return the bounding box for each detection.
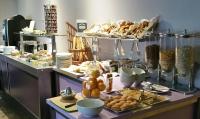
[47,90,200,119]
[49,69,200,119]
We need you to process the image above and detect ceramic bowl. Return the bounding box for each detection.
[77,98,104,117]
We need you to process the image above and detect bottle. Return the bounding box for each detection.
[105,73,113,92]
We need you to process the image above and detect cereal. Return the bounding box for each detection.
[176,46,194,75]
[145,44,160,69]
[159,50,175,72]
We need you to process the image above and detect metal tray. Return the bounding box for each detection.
[105,89,170,113]
[104,103,150,113]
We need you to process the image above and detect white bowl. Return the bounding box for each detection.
[77,98,104,117]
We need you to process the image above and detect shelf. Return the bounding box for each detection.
[69,49,86,52]
[15,32,67,37]
[75,32,160,42]
[76,32,138,41]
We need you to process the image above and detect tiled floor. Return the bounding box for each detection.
[0,91,36,119]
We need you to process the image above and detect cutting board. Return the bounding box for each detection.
[49,96,78,112]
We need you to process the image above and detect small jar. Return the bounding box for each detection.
[105,73,113,92]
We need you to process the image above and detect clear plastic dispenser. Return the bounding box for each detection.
[158,33,175,87]
[175,33,195,92]
[144,33,160,80]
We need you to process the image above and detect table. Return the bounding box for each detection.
[47,69,200,119]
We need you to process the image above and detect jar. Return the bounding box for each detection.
[56,53,72,68]
[105,73,113,92]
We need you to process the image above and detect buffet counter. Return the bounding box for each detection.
[0,53,54,119]
[48,68,200,119]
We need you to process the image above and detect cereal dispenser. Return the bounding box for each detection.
[144,33,160,80]
[158,32,175,87]
[175,33,195,92]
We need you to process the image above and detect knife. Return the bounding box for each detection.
[65,103,76,108]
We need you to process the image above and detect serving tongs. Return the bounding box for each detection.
[138,88,159,103]
[114,39,125,60]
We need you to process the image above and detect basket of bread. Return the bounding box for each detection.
[83,16,159,39]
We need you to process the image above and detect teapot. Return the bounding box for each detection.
[120,67,146,88]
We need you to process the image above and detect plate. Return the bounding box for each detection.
[141,82,170,94]
[151,84,170,93]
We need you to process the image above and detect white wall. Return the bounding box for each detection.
[0,0,18,45]
[75,0,200,60]
[2,0,200,52]
[75,0,200,86]
[75,0,200,32]
[17,0,76,52]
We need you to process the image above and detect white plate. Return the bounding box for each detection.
[151,84,170,93]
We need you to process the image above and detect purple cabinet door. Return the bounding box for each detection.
[59,75,82,93]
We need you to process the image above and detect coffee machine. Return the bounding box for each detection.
[2,15,32,49]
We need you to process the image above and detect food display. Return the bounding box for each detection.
[159,50,175,72]
[83,16,159,39]
[22,27,46,35]
[69,60,111,75]
[104,95,139,112]
[104,88,169,113]
[11,49,20,56]
[175,46,194,75]
[11,50,53,67]
[82,69,106,98]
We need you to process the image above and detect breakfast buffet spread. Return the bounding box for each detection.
[10,50,53,67]
[46,14,200,118]
[51,65,171,117]
[2,13,199,119]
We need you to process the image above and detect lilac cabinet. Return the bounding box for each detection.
[0,55,9,93]
[0,54,54,119]
[54,72,82,95]
[58,75,82,93]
